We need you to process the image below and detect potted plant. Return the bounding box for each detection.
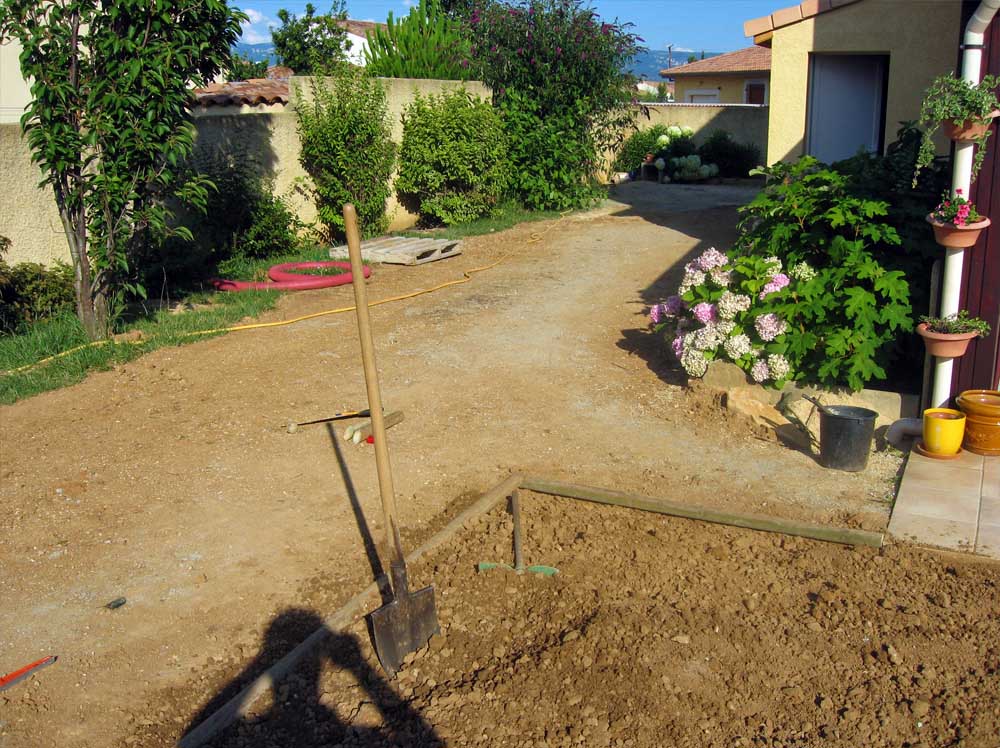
[925,189,991,247]
[917,310,992,358]
[914,73,1000,186]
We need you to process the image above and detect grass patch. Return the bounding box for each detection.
[0,291,279,405]
[396,201,568,240]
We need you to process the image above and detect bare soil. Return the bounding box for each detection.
[0,189,966,748]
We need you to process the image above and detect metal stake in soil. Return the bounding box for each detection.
[478,489,559,576]
[344,204,439,677]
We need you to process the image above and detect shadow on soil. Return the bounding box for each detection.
[606,182,760,388]
[183,609,443,747]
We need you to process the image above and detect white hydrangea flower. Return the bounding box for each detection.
[681,347,709,378]
[717,291,752,320]
[691,324,723,351]
[716,319,736,335]
[789,261,817,282]
[763,255,782,274]
[723,334,752,359]
[767,354,791,380]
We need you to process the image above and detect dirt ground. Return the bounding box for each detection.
[0,186,961,748]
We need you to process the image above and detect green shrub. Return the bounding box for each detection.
[396,89,509,225]
[0,246,76,334]
[135,155,304,293]
[500,91,599,210]
[469,0,640,209]
[364,0,471,79]
[613,125,671,172]
[734,157,913,390]
[273,2,349,74]
[227,55,268,81]
[295,69,397,239]
[697,131,762,178]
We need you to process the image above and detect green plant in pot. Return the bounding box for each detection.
[917,310,992,359]
[914,73,1000,186]
[925,188,991,247]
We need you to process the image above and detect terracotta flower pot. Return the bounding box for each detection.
[926,215,991,248]
[916,322,980,358]
[941,109,1000,141]
[956,389,1000,456]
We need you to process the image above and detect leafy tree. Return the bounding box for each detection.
[273,2,349,74]
[0,0,244,339]
[227,54,269,81]
[468,0,640,209]
[364,0,471,79]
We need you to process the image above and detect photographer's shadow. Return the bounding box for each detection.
[184,608,442,747]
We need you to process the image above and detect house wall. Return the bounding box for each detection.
[0,39,32,124]
[766,0,962,164]
[673,75,768,104]
[0,77,491,266]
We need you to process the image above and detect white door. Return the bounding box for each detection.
[806,54,887,163]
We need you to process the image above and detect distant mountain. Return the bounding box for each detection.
[629,49,722,80]
[233,42,277,65]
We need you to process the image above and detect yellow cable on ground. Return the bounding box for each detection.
[3,212,570,377]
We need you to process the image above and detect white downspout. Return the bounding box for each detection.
[932,0,1000,407]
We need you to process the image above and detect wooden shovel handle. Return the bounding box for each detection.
[344,205,406,567]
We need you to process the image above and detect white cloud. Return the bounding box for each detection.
[673,46,695,53]
[240,8,275,45]
[402,0,414,7]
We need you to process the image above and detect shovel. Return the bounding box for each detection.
[343,204,439,677]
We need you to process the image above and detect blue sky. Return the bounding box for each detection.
[237,0,783,54]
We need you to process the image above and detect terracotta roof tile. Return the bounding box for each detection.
[660,47,771,78]
[743,0,861,38]
[340,19,386,37]
[193,77,289,108]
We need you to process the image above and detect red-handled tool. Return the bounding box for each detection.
[0,655,57,692]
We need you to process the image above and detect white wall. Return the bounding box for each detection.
[0,39,32,124]
[345,32,370,66]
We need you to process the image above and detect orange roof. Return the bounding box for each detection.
[744,0,862,40]
[340,19,386,37]
[659,47,771,78]
[194,77,289,108]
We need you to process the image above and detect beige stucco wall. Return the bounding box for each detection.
[0,124,67,265]
[766,0,962,164]
[674,75,769,104]
[643,103,769,152]
[0,77,492,265]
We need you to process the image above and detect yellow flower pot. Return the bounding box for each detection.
[922,408,967,455]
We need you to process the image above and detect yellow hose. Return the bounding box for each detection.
[3,214,568,377]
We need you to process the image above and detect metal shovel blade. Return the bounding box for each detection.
[370,582,439,677]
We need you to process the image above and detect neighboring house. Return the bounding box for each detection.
[744,0,961,164]
[659,47,771,105]
[340,19,387,67]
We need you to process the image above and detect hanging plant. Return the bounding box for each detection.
[913,73,1000,187]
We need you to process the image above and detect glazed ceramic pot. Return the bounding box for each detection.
[956,389,1000,456]
[922,408,967,456]
[926,215,991,248]
[941,110,1000,141]
[916,323,980,358]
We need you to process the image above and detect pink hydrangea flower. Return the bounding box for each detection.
[754,313,787,341]
[759,273,791,300]
[750,359,770,382]
[692,302,718,324]
[671,334,685,358]
[695,247,728,271]
[650,304,662,324]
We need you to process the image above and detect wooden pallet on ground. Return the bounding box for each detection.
[330,236,462,266]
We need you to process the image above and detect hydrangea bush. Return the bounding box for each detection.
[649,247,802,387]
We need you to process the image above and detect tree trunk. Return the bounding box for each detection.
[57,203,105,340]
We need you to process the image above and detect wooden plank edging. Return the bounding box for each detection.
[521,476,884,548]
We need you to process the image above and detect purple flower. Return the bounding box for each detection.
[751,359,770,382]
[671,334,685,358]
[650,304,662,324]
[663,295,684,316]
[692,302,717,324]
